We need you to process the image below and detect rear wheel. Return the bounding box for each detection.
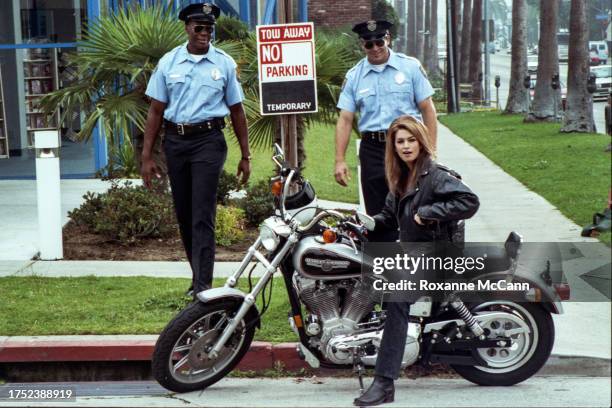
[452,301,554,386]
[152,299,256,393]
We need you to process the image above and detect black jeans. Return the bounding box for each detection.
[163,128,227,293]
[359,139,398,242]
[375,301,413,380]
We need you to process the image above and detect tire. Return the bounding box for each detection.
[452,301,554,386]
[152,299,256,393]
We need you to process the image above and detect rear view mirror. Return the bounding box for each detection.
[356,211,376,231]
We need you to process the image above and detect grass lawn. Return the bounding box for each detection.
[0,276,294,343]
[225,123,359,204]
[439,112,611,245]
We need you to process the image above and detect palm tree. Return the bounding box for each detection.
[526,0,560,122]
[407,0,417,57]
[423,0,440,77]
[505,0,530,113]
[460,0,472,83]
[469,0,483,101]
[561,0,595,133]
[416,0,425,62]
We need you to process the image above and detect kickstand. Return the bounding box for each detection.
[352,347,366,395]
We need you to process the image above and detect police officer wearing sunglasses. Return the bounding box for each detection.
[141,3,250,297]
[334,20,437,241]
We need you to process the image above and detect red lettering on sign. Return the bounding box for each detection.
[258,24,313,43]
[260,44,282,64]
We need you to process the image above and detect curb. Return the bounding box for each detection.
[0,337,307,372]
[1,336,609,377]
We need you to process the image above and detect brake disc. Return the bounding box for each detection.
[186,331,233,371]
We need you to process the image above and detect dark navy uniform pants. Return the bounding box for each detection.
[163,128,227,293]
[359,138,398,242]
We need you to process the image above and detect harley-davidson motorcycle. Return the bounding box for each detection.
[152,145,570,393]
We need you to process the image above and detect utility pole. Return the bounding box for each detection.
[277,0,299,168]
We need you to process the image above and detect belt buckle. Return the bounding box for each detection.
[207,121,212,130]
[377,132,385,143]
[177,123,185,136]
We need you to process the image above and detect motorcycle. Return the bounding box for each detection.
[152,145,569,393]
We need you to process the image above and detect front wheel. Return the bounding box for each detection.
[152,299,256,393]
[452,301,554,386]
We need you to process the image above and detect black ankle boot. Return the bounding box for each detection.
[353,376,395,406]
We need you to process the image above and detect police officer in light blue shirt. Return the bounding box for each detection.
[141,3,250,297]
[334,20,437,242]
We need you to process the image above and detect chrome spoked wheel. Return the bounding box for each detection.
[152,300,256,393]
[168,309,245,384]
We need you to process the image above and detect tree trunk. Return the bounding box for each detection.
[561,0,595,133]
[505,0,530,113]
[526,0,560,122]
[423,0,432,68]
[469,0,483,101]
[425,0,440,76]
[407,0,417,57]
[460,0,472,83]
[416,0,425,62]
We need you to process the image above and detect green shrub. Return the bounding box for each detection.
[93,181,176,243]
[68,191,104,230]
[241,180,275,226]
[217,170,239,205]
[68,181,248,246]
[215,205,246,246]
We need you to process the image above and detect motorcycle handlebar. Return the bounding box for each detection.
[297,209,347,232]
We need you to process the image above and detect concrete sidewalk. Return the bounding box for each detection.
[0,123,610,373]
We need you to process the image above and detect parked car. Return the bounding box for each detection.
[590,65,612,100]
[590,49,601,66]
[529,75,567,110]
[589,41,609,64]
[527,55,538,74]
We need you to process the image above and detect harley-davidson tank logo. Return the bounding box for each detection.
[305,258,350,272]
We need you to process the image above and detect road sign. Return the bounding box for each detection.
[256,22,318,115]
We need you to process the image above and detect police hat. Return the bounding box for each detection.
[178,3,221,24]
[352,20,393,40]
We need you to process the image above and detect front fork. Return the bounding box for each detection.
[208,233,298,359]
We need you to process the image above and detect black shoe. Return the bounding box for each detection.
[353,376,395,406]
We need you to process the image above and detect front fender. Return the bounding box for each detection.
[195,287,261,328]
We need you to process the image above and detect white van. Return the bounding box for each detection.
[589,41,609,64]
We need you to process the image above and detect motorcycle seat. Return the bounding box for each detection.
[462,246,511,274]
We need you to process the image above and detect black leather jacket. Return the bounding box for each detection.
[373,159,480,242]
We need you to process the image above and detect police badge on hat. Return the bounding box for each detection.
[202,4,212,14]
[367,21,377,32]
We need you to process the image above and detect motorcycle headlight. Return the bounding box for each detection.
[260,224,280,251]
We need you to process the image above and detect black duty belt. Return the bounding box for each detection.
[164,118,225,136]
[361,130,388,143]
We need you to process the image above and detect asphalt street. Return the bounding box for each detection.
[0,377,610,407]
[484,52,607,134]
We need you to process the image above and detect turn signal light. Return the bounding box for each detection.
[271,180,283,196]
[322,229,337,244]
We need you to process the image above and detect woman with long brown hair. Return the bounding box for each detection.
[354,115,480,406]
